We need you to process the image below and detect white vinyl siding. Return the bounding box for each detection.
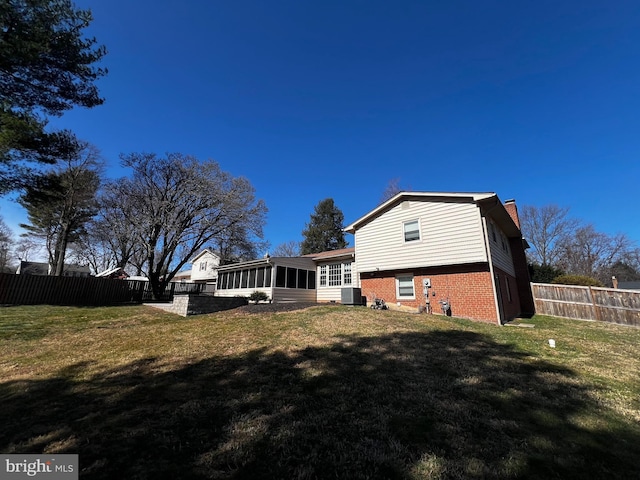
[487,219,516,276]
[354,200,488,273]
[190,250,221,282]
[316,260,359,302]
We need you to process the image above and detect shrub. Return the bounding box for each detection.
[529,263,565,283]
[551,274,604,287]
[248,291,270,304]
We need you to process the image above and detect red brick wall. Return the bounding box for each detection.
[360,265,499,324]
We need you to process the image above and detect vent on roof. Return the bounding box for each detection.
[401,201,410,210]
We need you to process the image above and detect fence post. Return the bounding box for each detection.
[588,286,601,322]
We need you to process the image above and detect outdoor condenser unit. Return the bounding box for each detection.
[341,287,363,305]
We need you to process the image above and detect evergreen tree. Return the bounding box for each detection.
[300,198,347,255]
[1,0,107,192]
[18,142,101,275]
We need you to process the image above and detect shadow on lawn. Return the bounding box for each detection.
[1,330,639,479]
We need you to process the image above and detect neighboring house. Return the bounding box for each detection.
[189,249,221,284]
[173,269,192,282]
[16,261,91,277]
[344,192,534,324]
[96,267,129,279]
[618,281,640,291]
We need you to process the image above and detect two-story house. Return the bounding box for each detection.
[214,192,534,324]
[344,192,534,324]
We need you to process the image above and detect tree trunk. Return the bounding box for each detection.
[53,225,71,276]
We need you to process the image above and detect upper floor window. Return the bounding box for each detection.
[404,220,420,242]
[199,261,207,271]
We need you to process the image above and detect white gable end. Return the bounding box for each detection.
[354,199,488,272]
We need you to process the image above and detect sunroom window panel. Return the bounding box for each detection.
[265,266,272,287]
[256,267,265,288]
[297,269,307,289]
[275,266,286,287]
[286,267,297,288]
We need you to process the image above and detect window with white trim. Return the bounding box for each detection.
[404,220,420,242]
[199,261,207,271]
[396,275,415,298]
[318,262,353,287]
[328,264,341,286]
[343,262,352,286]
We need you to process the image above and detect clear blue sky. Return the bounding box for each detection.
[2,0,639,252]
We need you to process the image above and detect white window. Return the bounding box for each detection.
[199,261,207,271]
[328,264,341,286]
[396,275,415,298]
[318,262,353,287]
[319,265,327,286]
[404,220,420,242]
[343,262,352,286]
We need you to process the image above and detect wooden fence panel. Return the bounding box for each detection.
[0,274,204,306]
[532,283,640,327]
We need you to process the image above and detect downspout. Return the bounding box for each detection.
[481,214,503,326]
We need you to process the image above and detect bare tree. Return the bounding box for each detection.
[13,237,43,263]
[0,217,13,272]
[519,204,580,266]
[271,241,301,257]
[106,153,267,299]
[557,225,634,283]
[380,178,408,204]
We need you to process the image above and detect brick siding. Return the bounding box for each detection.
[360,264,499,324]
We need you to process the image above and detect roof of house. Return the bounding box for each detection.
[619,281,640,290]
[302,247,355,260]
[344,191,522,237]
[96,267,128,278]
[190,248,220,263]
[17,261,91,275]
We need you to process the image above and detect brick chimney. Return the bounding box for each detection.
[504,199,520,229]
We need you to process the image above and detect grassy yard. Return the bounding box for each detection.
[1,304,639,479]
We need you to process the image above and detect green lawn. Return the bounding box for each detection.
[1,304,639,479]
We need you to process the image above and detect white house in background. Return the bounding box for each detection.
[189,249,221,284]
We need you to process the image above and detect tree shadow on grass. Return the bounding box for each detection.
[1,330,639,479]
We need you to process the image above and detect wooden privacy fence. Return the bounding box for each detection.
[531,283,640,327]
[0,273,208,306]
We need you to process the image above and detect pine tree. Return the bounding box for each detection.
[300,198,347,255]
[1,0,107,192]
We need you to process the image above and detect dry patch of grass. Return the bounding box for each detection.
[1,305,639,479]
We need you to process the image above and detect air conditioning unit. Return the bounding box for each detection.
[341,287,363,305]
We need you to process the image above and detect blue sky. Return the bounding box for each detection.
[2,0,639,252]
